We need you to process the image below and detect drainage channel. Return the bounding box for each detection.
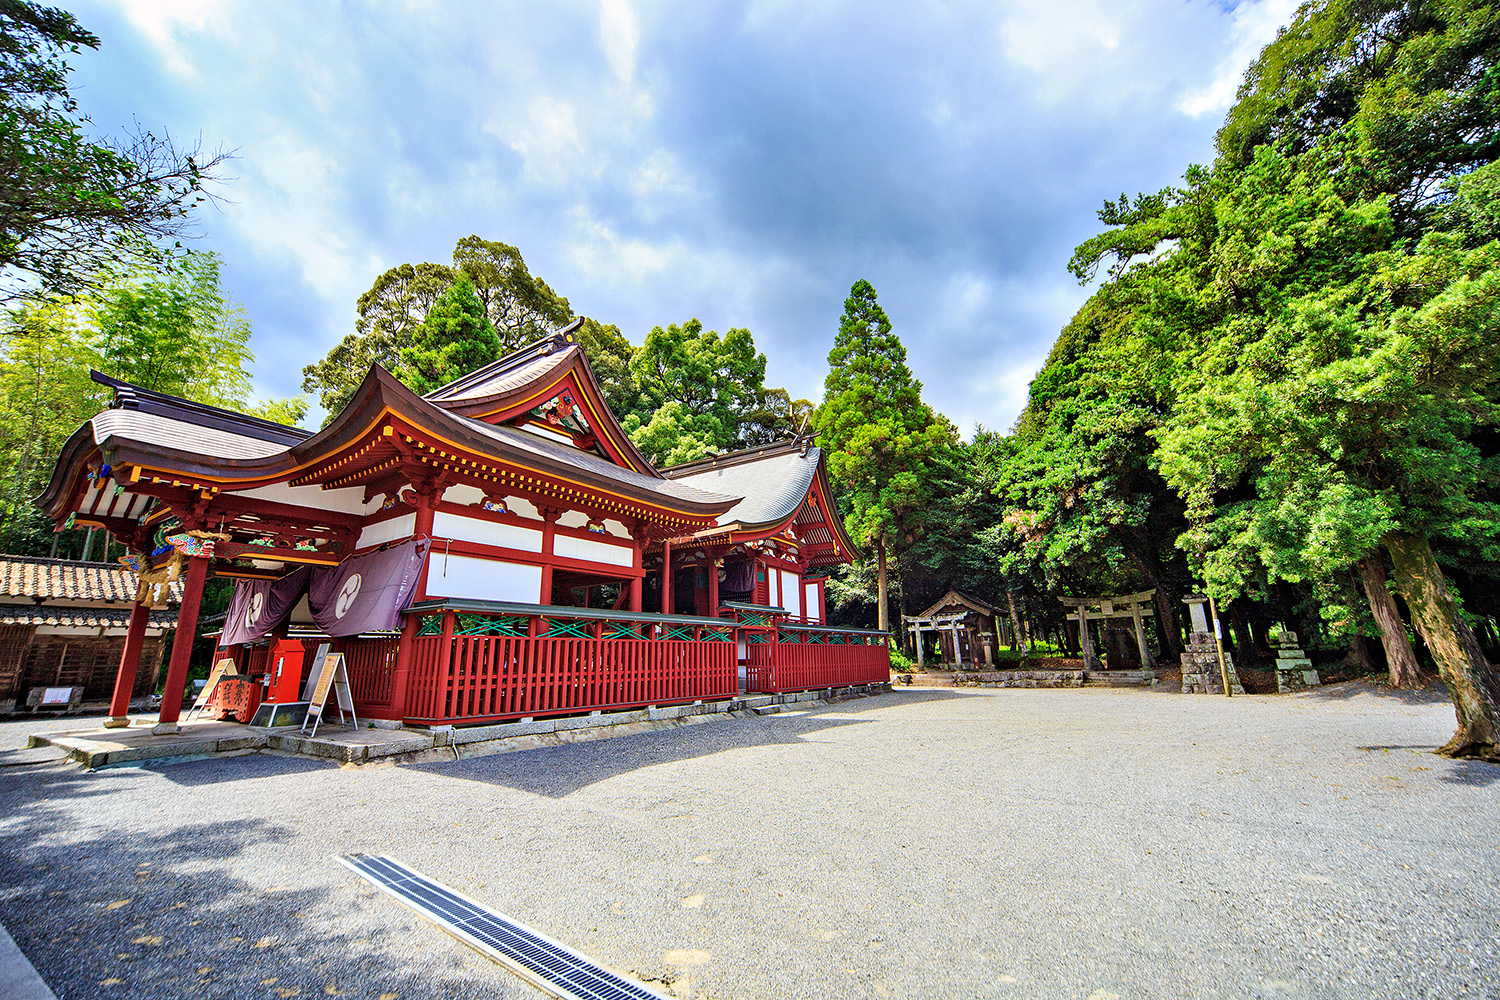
[338,853,668,1000]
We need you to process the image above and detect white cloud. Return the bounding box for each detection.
[598,0,639,84]
[1178,0,1301,116]
[112,0,227,78]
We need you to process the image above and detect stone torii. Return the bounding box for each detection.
[1057,591,1158,671]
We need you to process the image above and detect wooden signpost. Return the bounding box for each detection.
[300,651,358,737]
[187,657,239,721]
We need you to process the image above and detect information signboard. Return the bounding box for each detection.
[187,657,239,721]
[300,651,358,737]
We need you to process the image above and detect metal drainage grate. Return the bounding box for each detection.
[338,853,668,1000]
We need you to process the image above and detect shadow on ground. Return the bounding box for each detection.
[0,763,516,999]
[1304,678,1453,705]
[403,697,937,797]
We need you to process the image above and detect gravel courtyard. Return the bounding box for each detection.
[0,684,1496,1000]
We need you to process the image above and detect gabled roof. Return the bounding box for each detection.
[0,555,182,605]
[424,320,657,475]
[664,440,820,529]
[662,438,860,568]
[917,589,999,620]
[42,358,738,536]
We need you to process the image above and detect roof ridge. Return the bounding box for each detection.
[661,436,816,478]
[92,371,311,445]
[424,318,584,400]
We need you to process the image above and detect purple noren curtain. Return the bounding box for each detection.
[219,567,311,647]
[308,539,431,637]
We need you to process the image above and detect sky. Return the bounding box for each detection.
[66,0,1299,434]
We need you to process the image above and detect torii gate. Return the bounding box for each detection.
[1057,590,1158,671]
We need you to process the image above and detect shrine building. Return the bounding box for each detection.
[38,320,889,732]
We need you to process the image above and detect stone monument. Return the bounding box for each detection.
[1273,629,1320,693]
[1180,595,1244,695]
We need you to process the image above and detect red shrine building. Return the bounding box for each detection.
[39,320,887,732]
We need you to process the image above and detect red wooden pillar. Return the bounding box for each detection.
[539,507,559,604]
[390,492,437,722]
[155,554,210,732]
[660,539,673,614]
[707,556,720,616]
[103,600,151,728]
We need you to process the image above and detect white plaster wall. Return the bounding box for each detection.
[425,553,542,603]
[432,511,543,553]
[356,512,415,549]
[553,533,633,567]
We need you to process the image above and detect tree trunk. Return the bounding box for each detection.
[1356,554,1425,689]
[1004,589,1020,652]
[875,537,889,633]
[1348,632,1376,674]
[1385,532,1500,760]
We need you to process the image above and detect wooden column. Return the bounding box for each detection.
[707,556,720,616]
[914,624,925,668]
[1131,603,1157,669]
[155,554,210,732]
[103,599,151,728]
[539,506,559,604]
[390,492,437,722]
[628,576,642,612]
[660,539,673,614]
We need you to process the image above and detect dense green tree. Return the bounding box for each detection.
[302,237,571,412]
[0,1,227,299]
[623,318,810,466]
[0,253,300,554]
[814,279,957,631]
[1034,0,1500,755]
[397,275,500,395]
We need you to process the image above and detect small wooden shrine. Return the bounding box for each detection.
[39,320,890,733]
[903,589,1003,667]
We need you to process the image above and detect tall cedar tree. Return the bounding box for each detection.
[814,280,956,630]
[398,276,501,395]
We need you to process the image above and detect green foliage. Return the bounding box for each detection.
[302,237,571,412]
[397,276,501,394]
[813,280,957,627]
[0,252,299,553]
[624,318,809,466]
[0,1,227,299]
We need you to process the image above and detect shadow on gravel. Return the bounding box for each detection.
[832,689,967,712]
[1437,759,1500,787]
[1304,679,1453,704]
[406,710,876,798]
[150,752,339,787]
[0,766,512,1000]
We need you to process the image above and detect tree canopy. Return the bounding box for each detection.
[0,1,228,300]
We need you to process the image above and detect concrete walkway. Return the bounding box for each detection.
[0,921,56,1000]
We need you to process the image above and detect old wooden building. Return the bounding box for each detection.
[0,556,180,710]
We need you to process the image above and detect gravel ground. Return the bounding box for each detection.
[0,683,1496,1000]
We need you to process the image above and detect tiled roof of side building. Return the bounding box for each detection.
[0,555,184,604]
[662,441,822,529]
[0,602,180,628]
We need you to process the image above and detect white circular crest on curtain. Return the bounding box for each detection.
[335,574,363,619]
[246,591,265,628]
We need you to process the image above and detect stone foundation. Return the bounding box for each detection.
[1180,631,1244,695]
[1273,631,1320,693]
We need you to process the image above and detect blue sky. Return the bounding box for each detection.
[67,0,1297,433]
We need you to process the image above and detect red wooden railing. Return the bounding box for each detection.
[402,603,738,726]
[343,636,400,714]
[744,625,891,693]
